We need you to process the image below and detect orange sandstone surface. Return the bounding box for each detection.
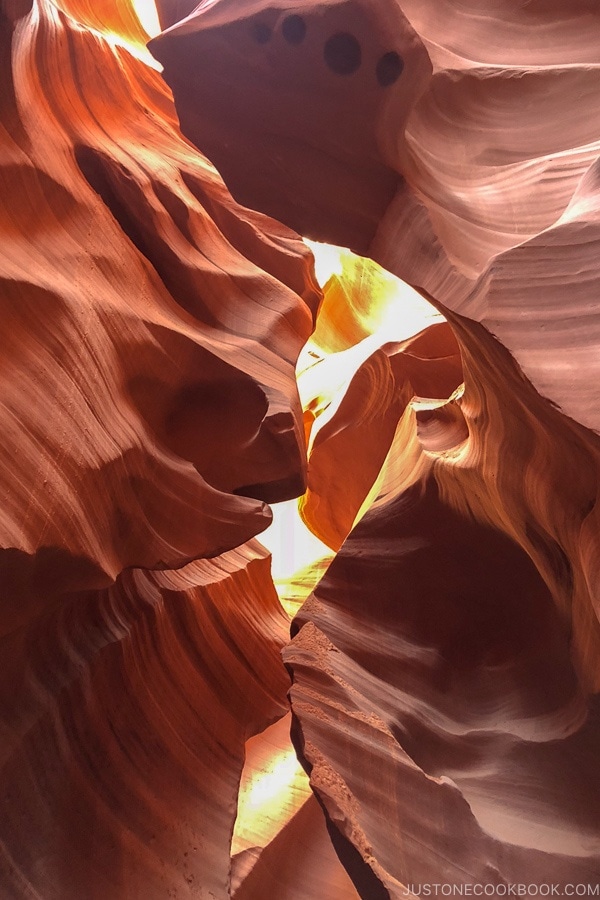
[1,0,600,897]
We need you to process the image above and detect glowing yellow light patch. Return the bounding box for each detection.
[259,499,334,616]
[262,242,449,605]
[236,244,457,859]
[233,715,311,855]
[303,238,445,359]
[245,751,300,808]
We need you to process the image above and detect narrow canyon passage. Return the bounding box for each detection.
[231,243,463,896]
[2,0,600,897]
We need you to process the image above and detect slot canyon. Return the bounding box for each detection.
[1,0,600,897]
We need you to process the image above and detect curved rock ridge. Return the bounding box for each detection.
[280,258,600,891]
[0,2,333,893]
[283,297,600,889]
[3,0,600,897]
[373,0,600,434]
[399,0,600,69]
[297,274,600,689]
[298,323,464,550]
[284,478,600,896]
[426,313,600,692]
[302,242,445,357]
[0,541,291,899]
[0,0,321,624]
[296,248,463,549]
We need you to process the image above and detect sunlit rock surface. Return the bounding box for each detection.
[231,712,359,899]
[0,0,320,624]
[0,0,322,895]
[2,0,600,898]
[297,247,463,549]
[152,0,600,434]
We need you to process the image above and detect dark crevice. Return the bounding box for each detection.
[524,521,574,596]
[289,707,390,899]
[322,810,391,900]
[74,144,219,326]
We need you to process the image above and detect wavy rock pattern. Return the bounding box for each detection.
[2,0,600,898]
[0,542,291,899]
[0,0,319,629]
[285,477,600,894]
[297,252,463,548]
[153,0,600,432]
[285,277,600,891]
[150,0,600,891]
[372,0,600,437]
[0,0,323,896]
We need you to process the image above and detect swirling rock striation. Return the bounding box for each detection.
[0,0,322,896]
[153,0,600,434]
[2,0,600,897]
[0,0,320,631]
[285,478,600,895]
[0,541,291,899]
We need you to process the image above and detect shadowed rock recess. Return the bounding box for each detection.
[1,0,600,898]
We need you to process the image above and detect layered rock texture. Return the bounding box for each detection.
[2,0,600,898]
[1,0,322,894]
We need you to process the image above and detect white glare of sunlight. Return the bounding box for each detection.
[259,499,331,583]
[246,751,300,808]
[302,239,445,363]
[303,238,345,286]
[131,0,162,37]
[259,499,335,616]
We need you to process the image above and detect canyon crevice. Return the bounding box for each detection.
[1,0,600,898]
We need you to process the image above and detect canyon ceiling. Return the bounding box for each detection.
[1,0,600,898]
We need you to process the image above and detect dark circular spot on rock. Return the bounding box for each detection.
[324,32,362,76]
[282,14,306,45]
[252,21,272,44]
[376,51,404,86]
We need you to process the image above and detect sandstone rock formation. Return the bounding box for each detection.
[152,0,600,431]
[1,0,323,894]
[1,542,291,898]
[0,0,320,616]
[2,0,600,897]
[151,0,432,255]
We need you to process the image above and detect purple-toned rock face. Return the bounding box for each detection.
[2,0,600,897]
[286,476,600,893]
[149,0,432,254]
